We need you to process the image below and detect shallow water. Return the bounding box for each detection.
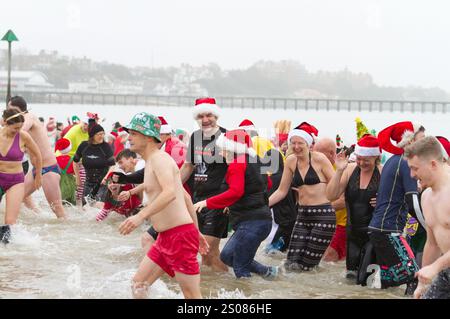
[0,193,407,299]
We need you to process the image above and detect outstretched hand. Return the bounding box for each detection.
[335,151,349,172]
[119,214,144,235]
[193,200,207,213]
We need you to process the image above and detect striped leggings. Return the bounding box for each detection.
[76,164,86,201]
[285,204,336,271]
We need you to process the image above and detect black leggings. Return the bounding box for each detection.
[346,227,370,272]
[286,204,336,271]
[83,168,108,204]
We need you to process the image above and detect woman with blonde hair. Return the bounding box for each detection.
[269,122,336,271]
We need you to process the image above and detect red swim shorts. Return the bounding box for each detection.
[147,223,200,277]
[329,224,347,260]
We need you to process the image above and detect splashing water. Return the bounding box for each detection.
[0,190,407,299]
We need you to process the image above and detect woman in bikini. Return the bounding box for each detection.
[269,122,335,271]
[0,109,42,243]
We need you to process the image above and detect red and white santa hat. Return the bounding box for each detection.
[117,127,128,137]
[54,138,72,154]
[216,129,257,157]
[436,136,450,160]
[238,119,256,132]
[377,121,422,155]
[193,97,220,119]
[354,134,381,157]
[158,116,172,134]
[107,131,118,140]
[288,122,319,146]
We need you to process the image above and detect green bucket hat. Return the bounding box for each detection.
[124,112,161,142]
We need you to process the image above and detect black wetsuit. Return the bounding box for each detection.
[345,166,380,284]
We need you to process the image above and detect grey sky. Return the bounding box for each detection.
[1,0,450,90]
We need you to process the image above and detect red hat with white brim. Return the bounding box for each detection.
[377,121,422,155]
[158,116,172,134]
[288,122,319,146]
[216,129,256,157]
[193,97,220,119]
[354,134,381,157]
[238,119,257,132]
[54,138,72,154]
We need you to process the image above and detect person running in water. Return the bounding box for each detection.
[8,96,65,219]
[404,136,450,299]
[118,112,208,299]
[0,109,42,243]
[368,121,426,291]
[180,97,229,272]
[96,149,143,221]
[269,122,336,271]
[326,135,382,284]
[193,129,278,279]
[73,122,114,207]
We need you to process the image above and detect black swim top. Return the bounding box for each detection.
[292,152,322,187]
[345,166,380,229]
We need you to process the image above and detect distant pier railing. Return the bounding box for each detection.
[9,91,450,113]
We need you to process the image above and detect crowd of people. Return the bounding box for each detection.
[0,95,449,299]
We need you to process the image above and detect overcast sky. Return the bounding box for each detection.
[1,0,450,91]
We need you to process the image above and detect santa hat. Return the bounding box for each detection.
[117,127,128,137]
[216,129,256,157]
[377,121,422,155]
[54,138,72,154]
[158,116,172,134]
[354,134,381,157]
[108,131,118,140]
[436,136,450,160]
[288,122,319,146]
[193,97,220,119]
[238,119,256,132]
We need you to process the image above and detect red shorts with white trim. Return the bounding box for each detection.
[147,223,200,277]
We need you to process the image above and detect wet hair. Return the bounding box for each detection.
[404,136,444,162]
[116,149,137,162]
[9,96,28,112]
[3,108,25,125]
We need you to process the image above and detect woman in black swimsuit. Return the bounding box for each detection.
[269,122,336,271]
[326,134,382,283]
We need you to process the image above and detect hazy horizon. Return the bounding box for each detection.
[1,0,450,90]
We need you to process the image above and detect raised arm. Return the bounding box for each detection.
[326,153,352,201]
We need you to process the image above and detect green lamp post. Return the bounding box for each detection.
[1,29,19,104]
